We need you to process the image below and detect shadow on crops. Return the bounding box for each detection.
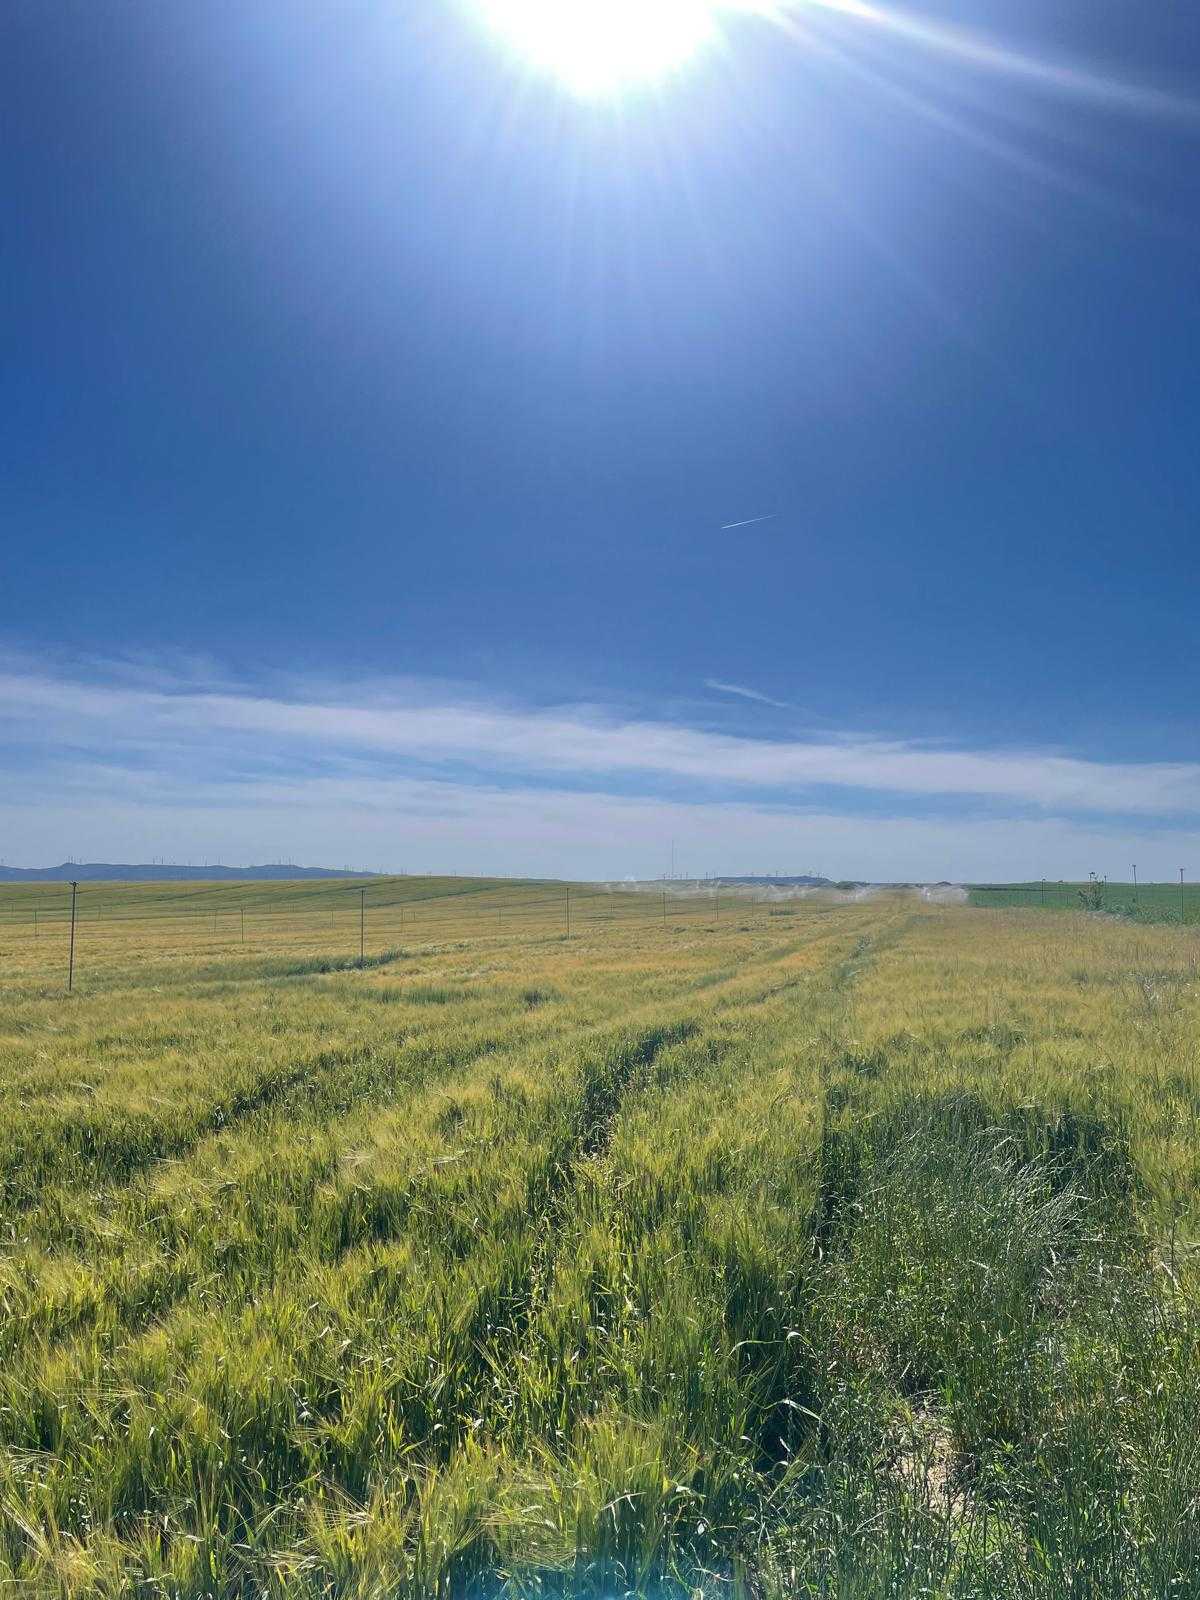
[361,983,482,1005]
[814,1089,1138,1258]
[809,1090,1145,1478]
[275,947,406,978]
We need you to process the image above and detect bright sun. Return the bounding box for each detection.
[476,0,725,98]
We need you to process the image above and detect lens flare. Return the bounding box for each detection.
[476,0,724,97]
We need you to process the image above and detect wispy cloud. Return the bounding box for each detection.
[7,763,1200,883]
[3,661,1200,816]
[705,678,792,710]
[3,658,1200,875]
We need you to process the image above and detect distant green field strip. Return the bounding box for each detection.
[970,880,1200,924]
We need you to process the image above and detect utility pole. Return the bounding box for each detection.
[662,890,667,929]
[241,906,245,944]
[1040,878,1045,907]
[1181,868,1187,924]
[360,887,366,966]
[67,881,78,993]
[1132,864,1138,910]
[565,885,571,938]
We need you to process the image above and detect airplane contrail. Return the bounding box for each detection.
[720,513,778,531]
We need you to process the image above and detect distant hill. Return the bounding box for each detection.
[0,863,381,883]
[716,875,834,888]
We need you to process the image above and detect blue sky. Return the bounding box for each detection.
[2,0,1199,878]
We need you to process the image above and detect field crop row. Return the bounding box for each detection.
[1,891,1199,1595]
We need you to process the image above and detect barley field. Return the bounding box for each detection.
[1,881,1199,1597]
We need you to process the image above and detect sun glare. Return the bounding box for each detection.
[476,0,724,97]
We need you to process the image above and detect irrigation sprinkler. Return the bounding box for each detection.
[67,881,78,993]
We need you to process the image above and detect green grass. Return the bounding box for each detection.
[1,883,1199,1594]
[970,878,1200,924]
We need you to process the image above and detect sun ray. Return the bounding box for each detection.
[797,0,1200,123]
